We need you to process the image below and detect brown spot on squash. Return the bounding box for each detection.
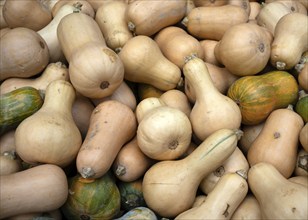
[100,81,110,90]
[274,132,280,139]
[102,48,116,63]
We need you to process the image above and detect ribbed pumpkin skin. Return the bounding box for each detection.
[0,86,43,135]
[227,71,298,125]
[61,173,121,220]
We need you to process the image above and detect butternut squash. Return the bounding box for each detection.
[183,56,241,140]
[0,27,49,81]
[137,83,164,101]
[0,129,15,154]
[76,100,137,179]
[214,23,272,76]
[200,39,221,66]
[6,210,62,220]
[183,5,248,41]
[15,80,82,167]
[247,106,304,178]
[112,137,155,182]
[299,123,308,151]
[135,97,166,123]
[270,13,308,70]
[0,164,68,219]
[154,26,204,69]
[288,175,308,187]
[248,162,308,219]
[294,148,308,176]
[248,1,261,22]
[119,35,182,91]
[199,147,249,194]
[0,1,8,29]
[298,63,308,91]
[51,0,95,18]
[137,106,192,160]
[175,171,248,220]
[0,150,22,175]
[3,0,52,31]
[95,0,133,53]
[0,62,69,94]
[142,128,241,217]
[231,194,262,220]
[228,0,250,15]
[193,0,228,7]
[126,0,186,36]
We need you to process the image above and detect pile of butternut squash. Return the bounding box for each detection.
[0,0,307,219]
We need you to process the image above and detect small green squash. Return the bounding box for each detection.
[61,172,121,220]
[295,91,308,123]
[118,178,146,212]
[114,207,157,220]
[227,71,298,125]
[0,86,43,135]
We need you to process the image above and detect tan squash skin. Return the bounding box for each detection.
[95,1,133,53]
[112,137,155,182]
[228,0,250,15]
[154,26,204,69]
[248,2,261,21]
[0,62,69,94]
[238,122,265,155]
[231,194,262,220]
[192,195,207,208]
[137,106,192,160]
[51,0,95,18]
[193,0,228,7]
[277,0,307,15]
[0,164,68,219]
[38,4,82,63]
[200,40,221,66]
[0,3,8,29]
[87,0,128,11]
[69,42,124,99]
[135,97,166,123]
[298,63,308,91]
[160,89,192,117]
[3,0,52,31]
[294,148,308,176]
[137,83,164,101]
[271,13,308,70]
[72,93,95,139]
[288,175,308,187]
[214,23,271,76]
[183,5,248,41]
[247,106,304,178]
[119,35,182,91]
[199,147,249,194]
[175,172,248,220]
[15,80,82,168]
[185,0,195,16]
[57,12,106,62]
[126,0,186,36]
[0,27,49,81]
[142,129,241,217]
[299,123,308,151]
[299,0,308,9]
[0,27,10,38]
[6,209,62,220]
[0,151,22,175]
[248,162,308,219]
[183,56,241,141]
[91,81,137,111]
[0,129,15,154]
[76,100,137,179]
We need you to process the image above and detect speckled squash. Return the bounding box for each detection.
[61,172,121,220]
[227,71,298,125]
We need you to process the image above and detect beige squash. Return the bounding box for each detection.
[231,194,262,220]
[95,0,133,52]
[0,1,8,29]
[0,129,15,154]
[0,27,49,81]
[247,106,304,178]
[126,0,186,36]
[183,56,241,141]
[298,63,308,91]
[299,123,308,151]
[248,162,308,219]
[248,1,261,22]
[0,151,22,175]
[51,0,95,18]
[137,83,164,101]
[175,172,248,220]
[15,80,82,167]
[142,128,241,217]
[76,100,137,179]
[270,13,308,70]
[135,97,166,123]
[193,0,228,7]
[199,39,221,66]
[294,148,308,176]
[119,35,182,91]
[228,0,251,15]
[154,26,204,69]
[137,106,192,160]
[0,62,69,94]
[288,175,308,187]
[0,164,68,219]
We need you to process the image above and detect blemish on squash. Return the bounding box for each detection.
[100,81,110,90]
[68,189,75,195]
[39,41,45,49]
[222,203,230,217]
[103,48,116,63]
[258,43,265,53]
[214,166,225,177]
[273,132,280,139]
[169,140,179,150]
[80,214,91,220]
[292,207,296,213]
[298,155,308,171]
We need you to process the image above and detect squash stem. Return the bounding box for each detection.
[115,165,126,177]
[80,167,95,179]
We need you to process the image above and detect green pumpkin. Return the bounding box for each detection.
[227,71,298,125]
[295,92,308,123]
[118,178,146,211]
[61,172,121,220]
[114,207,157,220]
[0,86,43,135]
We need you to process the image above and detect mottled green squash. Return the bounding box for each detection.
[61,172,121,220]
[0,86,43,135]
[227,71,298,125]
[118,178,146,211]
[114,207,157,220]
[295,91,308,123]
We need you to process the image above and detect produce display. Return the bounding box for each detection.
[0,0,307,219]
